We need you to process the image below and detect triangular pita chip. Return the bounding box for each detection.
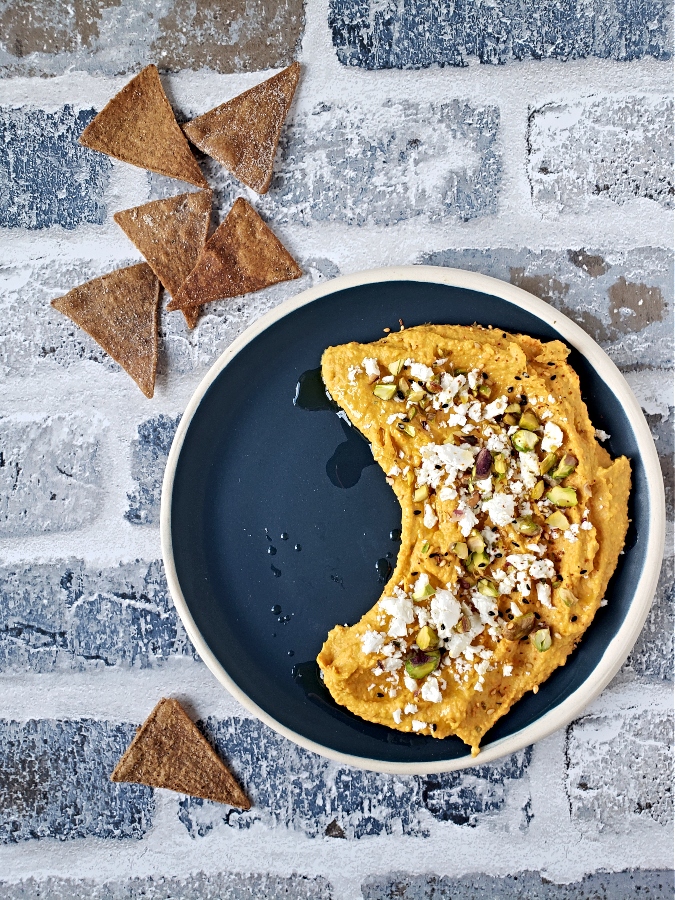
[51,263,160,398]
[111,698,250,809]
[114,190,212,329]
[183,61,300,194]
[167,197,302,312]
[80,64,207,188]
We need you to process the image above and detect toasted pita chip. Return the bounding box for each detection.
[111,698,250,809]
[167,197,301,312]
[80,65,207,188]
[183,62,300,194]
[114,190,211,329]
[51,263,160,398]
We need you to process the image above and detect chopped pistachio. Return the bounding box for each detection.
[502,612,536,641]
[539,452,558,475]
[453,541,469,560]
[412,485,429,503]
[398,376,411,396]
[397,422,416,437]
[546,510,570,529]
[421,541,430,553]
[504,402,522,414]
[555,586,578,607]
[546,485,578,507]
[466,550,490,573]
[456,614,471,633]
[531,628,552,652]
[512,430,540,452]
[404,648,440,679]
[388,359,405,376]
[412,582,436,602]
[519,409,539,431]
[514,516,542,537]
[408,388,425,403]
[530,479,545,500]
[503,413,520,427]
[477,578,499,598]
[416,625,439,651]
[478,384,492,399]
[419,395,430,409]
[551,453,578,480]
[426,380,442,394]
[373,383,397,401]
[493,453,508,475]
[408,406,418,420]
[467,530,485,553]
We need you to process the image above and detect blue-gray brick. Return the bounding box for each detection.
[527,97,674,211]
[125,415,180,526]
[0,0,304,77]
[0,558,194,673]
[362,869,675,899]
[198,102,501,225]
[0,106,110,229]
[0,873,333,900]
[565,706,674,833]
[329,0,673,68]
[0,415,104,537]
[622,550,673,681]
[176,717,532,837]
[0,719,153,843]
[418,247,674,370]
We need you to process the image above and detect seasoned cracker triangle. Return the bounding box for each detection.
[51,263,160,398]
[183,61,300,194]
[111,698,250,809]
[114,190,212,330]
[166,197,301,312]
[80,65,207,188]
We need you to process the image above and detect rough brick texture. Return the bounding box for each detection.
[0,0,305,76]
[0,873,333,900]
[329,0,673,68]
[198,102,501,225]
[565,706,674,833]
[0,558,194,673]
[176,717,532,837]
[527,97,674,211]
[0,719,153,843]
[419,246,674,370]
[0,106,110,229]
[125,416,179,526]
[0,415,104,537]
[622,552,674,681]
[362,869,675,899]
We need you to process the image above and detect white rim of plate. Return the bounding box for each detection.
[160,265,665,775]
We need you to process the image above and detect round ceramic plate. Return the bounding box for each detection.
[161,266,664,774]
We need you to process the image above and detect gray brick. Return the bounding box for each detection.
[643,407,674,522]
[0,415,104,537]
[176,717,532,837]
[329,0,673,68]
[0,719,153,843]
[0,256,339,379]
[0,558,194,673]
[0,873,332,900]
[0,106,111,229]
[192,102,501,225]
[125,415,179,527]
[418,247,674,370]
[527,97,674,211]
[0,0,304,77]
[565,706,674,833]
[362,869,675,899]
[622,551,674,681]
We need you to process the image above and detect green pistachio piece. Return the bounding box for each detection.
[504,402,522,415]
[546,510,570,529]
[514,516,542,537]
[466,550,490,573]
[530,479,545,500]
[408,406,418,420]
[503,413,520,427]
[397,422,416,437]
[412,582,436,602]
[531,628,552,652]
[467,530,485,553]
[416,625,439,651]
[539,452,558,475]
[456,614,471,633]
[405,649,441,679]
[388,359,405,376]
[493,453,508,475]
[478,384,492,399]
[374,383,397,401]
[412,485,429,502]
[551,453,578,480]
[546,486,578,507]
[502,612,536,641]
[512,430,540,452]
[519,410,540,431]
[453,541,469,560]
[398,376,411,396]
[426,380,442,394]
[421,540,430,553]
[407,388,425,403]
[477,578,499,598]
[555,586,578,607]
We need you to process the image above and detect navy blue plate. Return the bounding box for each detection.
[162,268,663,772]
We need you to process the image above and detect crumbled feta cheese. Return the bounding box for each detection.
[484,395,509,420]
[519,451,540,490]
[595,429,611,441]
[529,558,555,580]
[457,501,479,536]
[362,357,380,380]
[430,588,462,637]
[507,553,536,571]
[510,600,522,617]
[438,485,457,501]
[476,476,492,494]
[580,520,593,530]
[411,720,427,732]
[387,413,405,425]
[392,709,402,724]
[503,665,513,677]
[403,674,418,693]
[381,375,394,383]
[421,676,443,703]
[409,362,434,382]
[536,582,553,608]
[468,401,482,422]
[541,422,563,453]
[483,494,516,527]
[380,594,414,637]
[424,502,438,529]
[404,703,418,715]
[382,657,403,672]
[348,365,362,384]
[361,630,385,655]
[563,529,578,543]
